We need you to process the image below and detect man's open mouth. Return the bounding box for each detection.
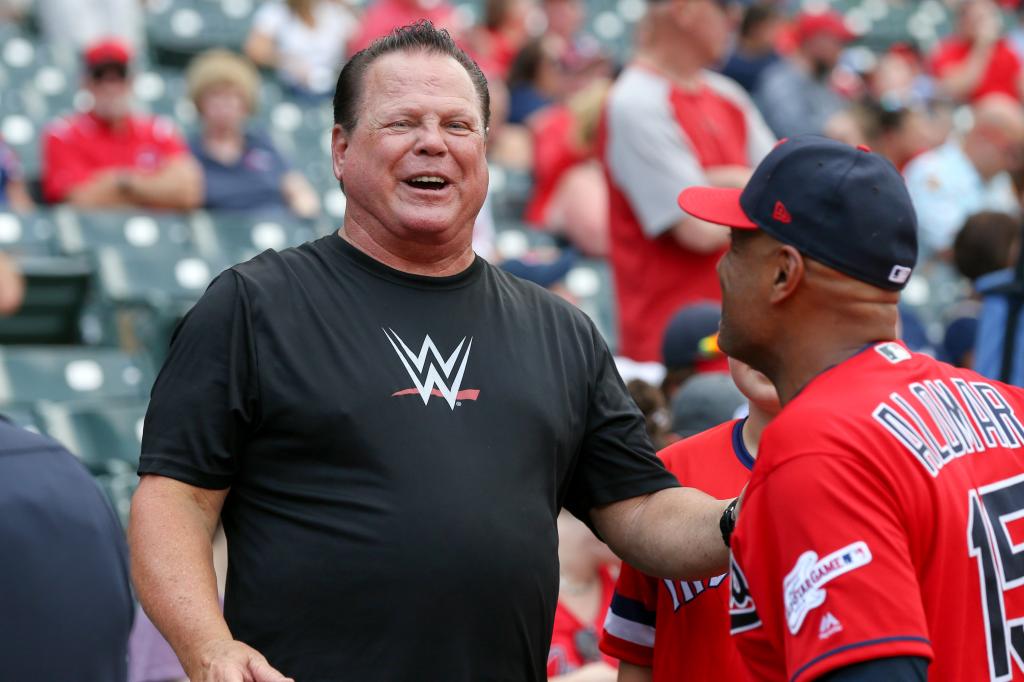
[405,175,449,190]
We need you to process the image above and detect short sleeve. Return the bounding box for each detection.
[600,561,659,666]
[139,270,259,489]
[562,331,679,522]
[42,121,91,203]
[605,87,706,238]
[732,453,935,682]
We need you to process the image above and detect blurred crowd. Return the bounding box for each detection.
[3,0,1024,680]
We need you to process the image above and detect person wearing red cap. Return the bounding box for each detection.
[754,10,856,139]
[930,0,1022,104]
[41,38,202,210]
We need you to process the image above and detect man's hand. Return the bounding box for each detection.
[189,639,294,682]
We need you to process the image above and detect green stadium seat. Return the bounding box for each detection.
[0,346,152,406]
[567,258,618,353]
[192,211,320,264]
[35,399,148,476]
[0,210,60,256]
[55,209,196,256]
[94,470,139,528]
[0,255,93,345]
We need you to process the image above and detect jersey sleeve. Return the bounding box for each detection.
[138,270,259,489]
[732,452,935,682]
[600,561,659,666]
[562,330,680,522]
[42,121,91,203]
[605,88,706,239]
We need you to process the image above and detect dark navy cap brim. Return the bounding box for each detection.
[678,187,758,229]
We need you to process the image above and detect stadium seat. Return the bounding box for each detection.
[35,399,148,476]
[146,0,257,67]
[192,211,320,264]
[567,258,618,354]
[0,210,60,256]
[55,209,197,257]
[0,345,152,406]
[0,255,93,345]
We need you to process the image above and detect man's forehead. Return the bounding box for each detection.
[366,51,476,99]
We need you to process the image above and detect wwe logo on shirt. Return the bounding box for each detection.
[383,328,478,410]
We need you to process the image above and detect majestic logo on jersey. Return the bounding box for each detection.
[784,541,872,635]
[818,612,843,640]
[729,555,762,634]
[383,328,478,410]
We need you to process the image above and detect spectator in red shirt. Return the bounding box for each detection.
[930,0,1023,103]
[525,78,610,256]
[466,0,535,80]
[348,0,458,56]
[600,0,775,362]
[41,39,202,210]
[547,511,619,681]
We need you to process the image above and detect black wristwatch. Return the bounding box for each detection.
[720,497,739,548]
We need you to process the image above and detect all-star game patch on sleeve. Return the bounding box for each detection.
[731,451,935,681]
[600,561,659,666]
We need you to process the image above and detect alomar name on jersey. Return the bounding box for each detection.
[872,377,1024,477]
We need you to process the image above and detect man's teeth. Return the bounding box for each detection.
[411,176,445,183]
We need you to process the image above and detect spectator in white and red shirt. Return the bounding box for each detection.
[599,0,774,362]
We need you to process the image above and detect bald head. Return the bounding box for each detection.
[965,93,1024,179]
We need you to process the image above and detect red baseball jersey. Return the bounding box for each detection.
[600,419,754,681]
[730,340,1024,681]
[547,565,618,676]
[42,112,188,203]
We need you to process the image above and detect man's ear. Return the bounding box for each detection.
[331,124,349,185]
[769,244,804,304]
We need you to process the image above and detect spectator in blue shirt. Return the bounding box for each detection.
[0,138,34,212]
[721,3,781,94]
[186,49,320,218]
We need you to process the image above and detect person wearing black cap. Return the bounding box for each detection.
[679,134,1024,681]
[41,38,202,210]
[659,301,728,403]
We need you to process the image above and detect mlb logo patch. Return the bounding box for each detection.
[888,265,912,284]
[874,342,911,364]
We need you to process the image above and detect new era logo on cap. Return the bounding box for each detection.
[772,201,792,224]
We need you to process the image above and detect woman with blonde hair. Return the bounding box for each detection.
[186,49,319,217]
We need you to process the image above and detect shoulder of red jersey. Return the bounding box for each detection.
[43,112,91,140]
[659,419,739,474]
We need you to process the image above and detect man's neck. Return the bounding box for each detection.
[767,339,881,406]
[339,219,475,277]
[740,403,775,458]
[636,45,705,89]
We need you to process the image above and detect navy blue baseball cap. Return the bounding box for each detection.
[678,135,918,291]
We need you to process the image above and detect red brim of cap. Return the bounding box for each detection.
[677,186,757,229]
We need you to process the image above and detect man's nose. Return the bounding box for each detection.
[414,122,447,156]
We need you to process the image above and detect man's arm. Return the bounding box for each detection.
[67,156,204,211]
[668,165,749,252]
[591,487,730,579]
[129,475,292,682]
[617,662,652,682]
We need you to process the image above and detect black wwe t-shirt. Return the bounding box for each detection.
[140,234,677,681]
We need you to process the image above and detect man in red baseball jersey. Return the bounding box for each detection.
[679,134,1024,681]
[600,357,779,681]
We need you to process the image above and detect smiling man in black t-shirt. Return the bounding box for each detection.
[129,22,734,682]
